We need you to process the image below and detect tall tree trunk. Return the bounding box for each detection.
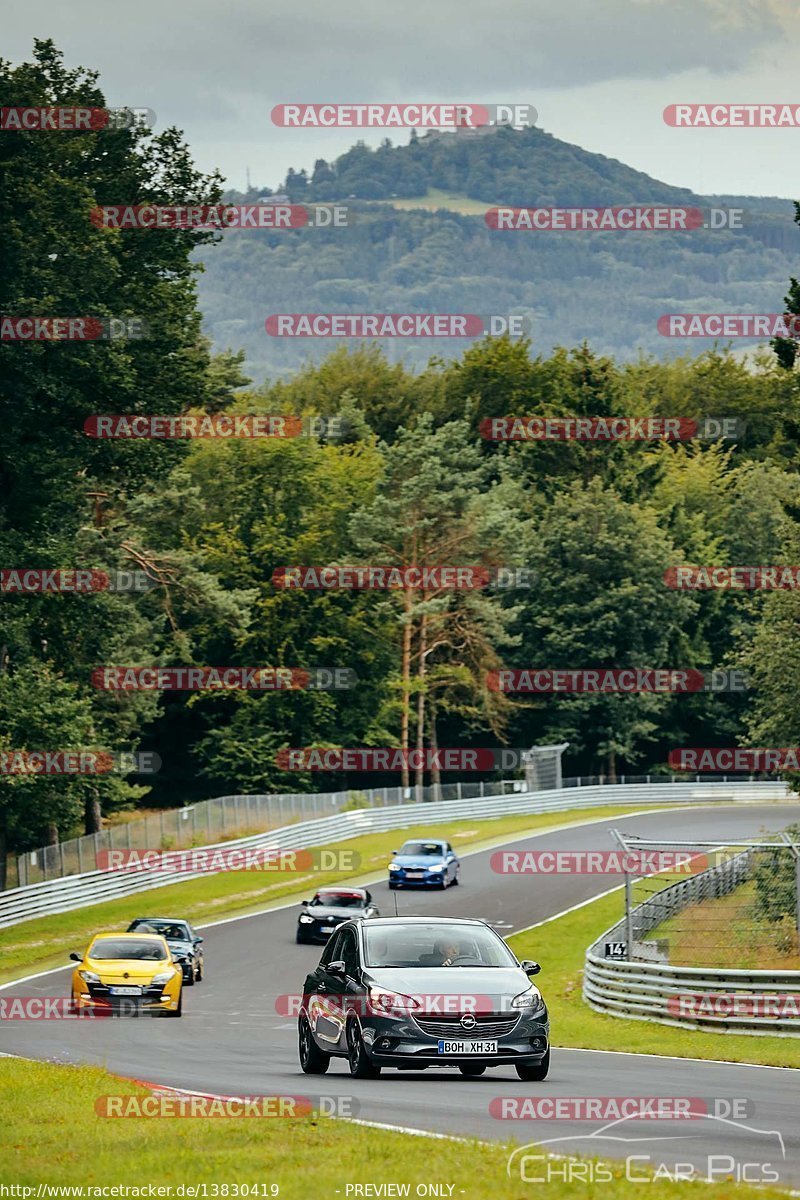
[607,748,617,784]
[415,611,428,801]
[85,789,102,835]
[400,589,412,790]
[429,698,441,803]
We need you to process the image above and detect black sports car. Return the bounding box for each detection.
[127,916,204,984]
[296,887,379,944]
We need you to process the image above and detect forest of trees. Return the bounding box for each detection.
[4,42,800,878]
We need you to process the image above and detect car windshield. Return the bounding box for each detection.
[89,938,168,961]
[130,920,189,941]
[398,842,443,856]
[363,924,516,968]
[310,892,365,907]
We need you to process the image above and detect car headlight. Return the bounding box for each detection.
[511,986,546,1014]
[151,968,176,986]
[299,914,314,924]
[428,864,444,872]
[78,970,100,984]
[367,985,420,1016]
[388,863,400,871]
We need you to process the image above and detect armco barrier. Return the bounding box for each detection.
[0,780,791,929]
[584,843,800,1037]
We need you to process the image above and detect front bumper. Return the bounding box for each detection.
[72,978,181,1013]
[361,1013,549,1065]
[388,871,446,887]
[299,919,345,941]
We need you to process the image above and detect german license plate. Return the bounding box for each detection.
[109,986,141,996]
[406,871,424,879]
[437,1040,498,1055]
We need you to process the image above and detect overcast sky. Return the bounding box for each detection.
[5,0,800,198]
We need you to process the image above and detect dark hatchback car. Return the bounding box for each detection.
[127,917,204,984]
[298,916,549,1080]
[296,887,379,944]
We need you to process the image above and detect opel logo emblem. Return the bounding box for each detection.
[460,1012,477,1030]
[123,972,129,979]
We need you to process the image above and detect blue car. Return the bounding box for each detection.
[388,838,460,889]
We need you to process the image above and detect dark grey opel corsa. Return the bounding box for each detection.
[298,916,549,1080]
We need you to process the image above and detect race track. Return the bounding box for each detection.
[2,804,800,1186]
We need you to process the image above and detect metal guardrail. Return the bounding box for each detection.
[0,779,790,929]
[15,770,786,887]
[584,843,800,1036]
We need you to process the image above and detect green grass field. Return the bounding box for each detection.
[374,188,493,215]
[0,1058,792,1197]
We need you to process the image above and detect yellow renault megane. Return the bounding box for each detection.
[70,932,183,1017]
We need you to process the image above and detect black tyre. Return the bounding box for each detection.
[458,1063,486,1077]
[346,1021,381,1079]
[195,959,203,982]
[516,1049,550,1081]
[451,868,460,886]
[388,881,398,890]
[299,1014,330,1074]
[184,966,195,986]
[296,929,310,944]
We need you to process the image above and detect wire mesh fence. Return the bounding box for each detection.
[613,830,800,969]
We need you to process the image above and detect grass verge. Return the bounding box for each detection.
[647,880,800,970]
[0,804,664,985]
[509,891,800,1068]
[0,1058,792,1196]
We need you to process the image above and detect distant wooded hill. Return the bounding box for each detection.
[198,125,800,381]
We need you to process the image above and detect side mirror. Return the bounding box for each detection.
[328,960,346,976]
[195,937,204,944]
[391,850,398,856]
[521,960,541,976]
[69,952,81,962]
[300,900,311,906]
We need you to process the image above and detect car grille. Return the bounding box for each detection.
[413,1012,520,1038]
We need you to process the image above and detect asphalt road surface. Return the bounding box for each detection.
[2,804,800,1186]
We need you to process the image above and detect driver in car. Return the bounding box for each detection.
[421,939,461,966]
